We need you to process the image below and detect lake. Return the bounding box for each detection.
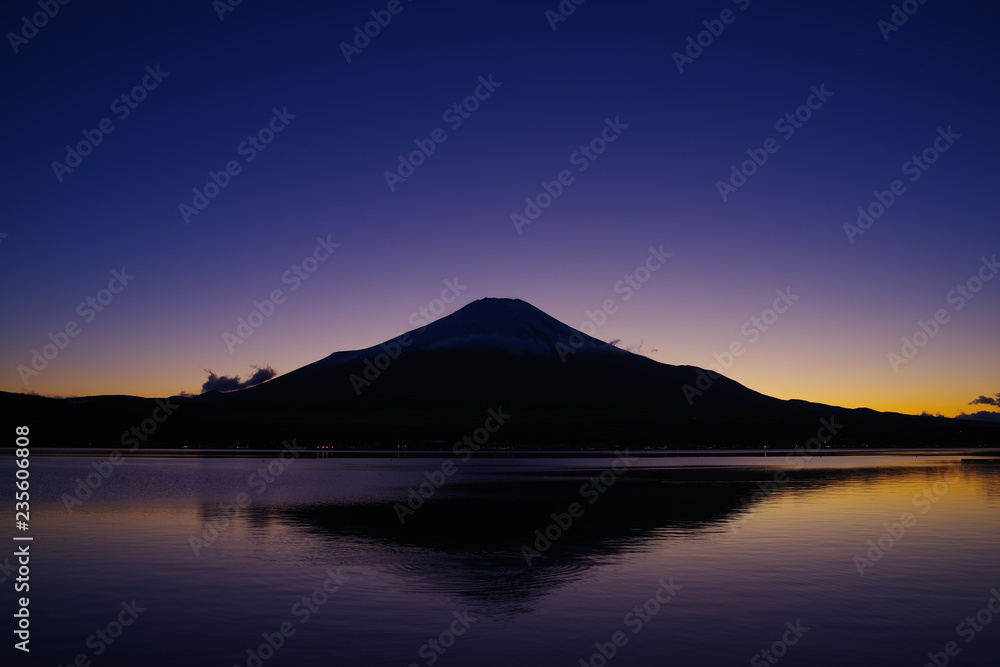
[7,450,1000,666]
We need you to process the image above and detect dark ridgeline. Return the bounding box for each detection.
[3,298,998,449]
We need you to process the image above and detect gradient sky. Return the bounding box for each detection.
[2,0,998,417]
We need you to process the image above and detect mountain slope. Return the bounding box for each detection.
[220,297,781,415]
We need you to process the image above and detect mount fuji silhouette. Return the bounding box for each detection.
[4,298,998,449]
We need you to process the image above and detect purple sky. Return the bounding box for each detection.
[2,0,999,417]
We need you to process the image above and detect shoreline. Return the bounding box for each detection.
[6,447,1000,459]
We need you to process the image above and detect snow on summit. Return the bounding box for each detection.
[410,297,618,356]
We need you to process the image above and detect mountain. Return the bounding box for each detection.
[3,298,998,449]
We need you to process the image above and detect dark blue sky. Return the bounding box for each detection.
[2,0,999,415]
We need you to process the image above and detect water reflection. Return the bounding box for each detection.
[213,462,977,616]
[23,455,1000,667]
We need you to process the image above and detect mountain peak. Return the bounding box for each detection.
[411,297,614,356]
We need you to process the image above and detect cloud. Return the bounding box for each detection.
[201,365,277,393]
[968,392,1000,408]
[955,411,1000,423]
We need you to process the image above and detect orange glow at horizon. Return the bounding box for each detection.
[4,293,997,422]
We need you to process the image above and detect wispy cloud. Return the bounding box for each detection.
[969,392,1000,408]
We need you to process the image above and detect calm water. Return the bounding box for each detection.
[6,452,1000,666]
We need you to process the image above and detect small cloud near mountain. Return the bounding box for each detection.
[200,365,277,393]
[608,339,658,357]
